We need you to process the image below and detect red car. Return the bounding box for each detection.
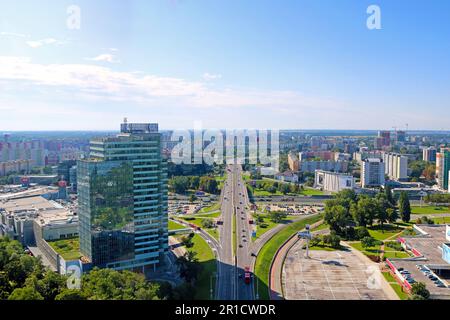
[244,267,251,284]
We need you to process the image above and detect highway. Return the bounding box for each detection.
[216,166,236,300]
[233,165,254,300]
[216,164,254,300]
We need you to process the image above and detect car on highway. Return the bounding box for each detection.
[244,267,251,284]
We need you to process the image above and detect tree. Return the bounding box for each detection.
[324,204,350,235]
[189,176,200,190]
[201,219,215,229]
[170,176,190,194]
[384,185,395,206]
[181,235,194,248]
[355,227,370,240]
[268,211,288,223]
[80,268,159,300]
[268,186,277,194]
[386,208,399,224]
[399,192,411,223]
[279,184,291,195]
[361,236,376,249]
[350,196,378,227]
[8,286,44,300]
[375,194,389,228]
[189,194,197,203]
[55,289,87,300]
[26,270,67,300]
[0,272,12,299]
[176,251,201,284]
[410,282,430,300]
[322,233,341,249]
[409,161,427,180]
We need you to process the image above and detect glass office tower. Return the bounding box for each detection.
[77,122,168,271]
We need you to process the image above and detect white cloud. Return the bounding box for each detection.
[87,53,120,63]
[0,56,345,116]
[26,38,61,48]
[203,72,222,81]
[0,32,28,38]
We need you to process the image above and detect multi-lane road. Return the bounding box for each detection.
[212,164,320,300]
[215,164,255,300]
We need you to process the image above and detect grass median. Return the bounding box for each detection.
[254,214,322,300]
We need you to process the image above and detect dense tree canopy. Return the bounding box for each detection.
[0,236,162,300]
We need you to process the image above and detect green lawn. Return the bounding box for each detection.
[254,216,278,238]
[311,222,329,232]
[185,234,217,300]
[179,216,207,227]
[368,224,404,241]
[196,211,221,219]
[198,202,221,214]
[349,241,382,257]
[168,220,186,231]
[432,216,450,224]
[299,188,326,196]
[48,237,81,261]
[382,272,409,300]
[254,214,322,300]
[411,205,450,215]
[179,216,219,240]
[383,250,410,259]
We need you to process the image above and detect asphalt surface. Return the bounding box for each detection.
[215,164,255,300]
[216,165,236,300]
[233,165,255,300]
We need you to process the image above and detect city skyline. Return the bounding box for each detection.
[1,0,450,131]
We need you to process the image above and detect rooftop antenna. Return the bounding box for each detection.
[405,123,409,131]
[123,117,128,124]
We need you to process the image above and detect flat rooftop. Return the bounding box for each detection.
[389,224,450,299]
[0,195,76,226]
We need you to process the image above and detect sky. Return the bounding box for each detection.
[0,0,449,131]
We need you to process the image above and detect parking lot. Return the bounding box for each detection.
[262,204,324,216]
[388,224,450,298]
[282,242,390,300]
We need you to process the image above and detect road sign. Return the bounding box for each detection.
[298,232,312,240]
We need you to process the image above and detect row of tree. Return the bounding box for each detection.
[254,180,302,194]
[169,176,219,195]
[324,188,411,238]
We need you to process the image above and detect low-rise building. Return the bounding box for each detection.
[314,170,354,192]
[299,160,348,173]
[274,171,299,183]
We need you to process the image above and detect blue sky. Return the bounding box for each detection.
[0,0,449,130]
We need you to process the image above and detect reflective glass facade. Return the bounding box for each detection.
[78,124,168,271]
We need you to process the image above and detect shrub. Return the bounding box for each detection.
[355,226,370,240]
[361,236,376,249]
